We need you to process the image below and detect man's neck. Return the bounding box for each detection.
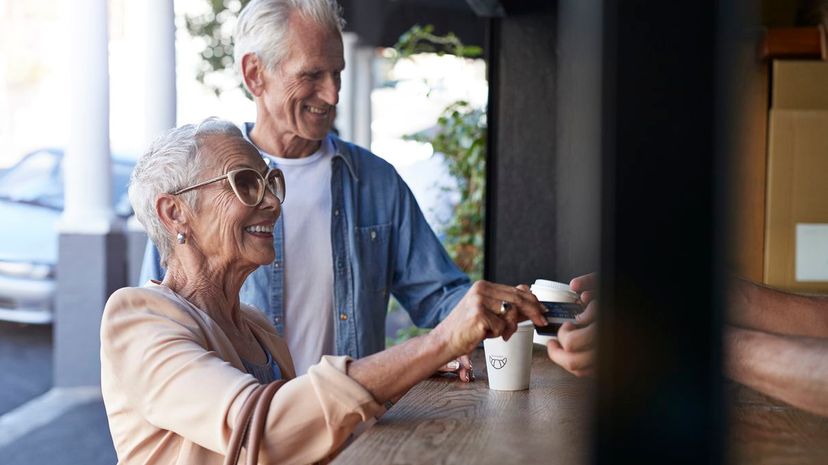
[249,121,322,159]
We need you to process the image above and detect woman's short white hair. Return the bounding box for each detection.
[128,118,246,268]
[233,0,345,84]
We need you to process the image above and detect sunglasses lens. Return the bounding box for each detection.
[266,170,285,203]
[231,169,264,205]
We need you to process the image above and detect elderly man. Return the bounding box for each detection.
[140,0,471,377]
[141,0,596,379]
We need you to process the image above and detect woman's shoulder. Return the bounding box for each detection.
[106,283,180,310]
[103,284,203,329]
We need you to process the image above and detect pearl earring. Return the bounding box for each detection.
[177,232,186,244]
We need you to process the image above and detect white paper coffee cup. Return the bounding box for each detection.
[531,279,580,345]
[483,321,534,391]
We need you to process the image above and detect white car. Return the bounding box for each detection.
[0,148,134,324]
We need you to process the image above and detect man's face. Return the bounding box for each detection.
[259,12,344,143]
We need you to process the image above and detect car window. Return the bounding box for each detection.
[0,150,62,208]
[113,160,134,217]
[0,150,135,214]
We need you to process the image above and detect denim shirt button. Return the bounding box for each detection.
[334,209,340,216]
[370,230,377,240]
[274,262,280,268]
[339,312,348,321]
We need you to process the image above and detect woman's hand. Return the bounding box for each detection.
[429,281,548,358]
[349,281,545,403]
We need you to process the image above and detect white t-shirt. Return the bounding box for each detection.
[261,137,335,376]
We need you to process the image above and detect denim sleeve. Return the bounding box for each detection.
[390,178,471,328]
[137,240,165,285]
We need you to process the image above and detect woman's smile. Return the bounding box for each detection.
[243,220,276,239]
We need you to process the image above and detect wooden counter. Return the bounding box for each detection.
[333,347,828,465]
[333,346,593,465]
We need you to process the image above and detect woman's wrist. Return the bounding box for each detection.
[423,327,454,365]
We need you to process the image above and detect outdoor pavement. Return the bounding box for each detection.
[0,322,116,465]
[0,322,52,415]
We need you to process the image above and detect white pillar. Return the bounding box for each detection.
[60,0,114,234]
[336,32,358,142]
[353,45,374,149]
[144,0,177,145]
[56,0,127,388]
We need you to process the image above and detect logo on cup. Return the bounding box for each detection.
[489,355,507,370]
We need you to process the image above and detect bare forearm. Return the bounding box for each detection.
[729,279,828,338]
[348,333,452,404]
[725,326,828,417]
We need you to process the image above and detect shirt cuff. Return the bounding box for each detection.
[307,355,385,422]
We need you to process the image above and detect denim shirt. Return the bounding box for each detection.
[139,125,470,359]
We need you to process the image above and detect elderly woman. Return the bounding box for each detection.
[100,118,547,465]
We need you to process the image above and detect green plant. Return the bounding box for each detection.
[392,24,482,60]
[386,25,487,346]
[405,101,486,280]
[394,24,487,281]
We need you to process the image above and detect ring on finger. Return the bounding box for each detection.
[498,301,511,315]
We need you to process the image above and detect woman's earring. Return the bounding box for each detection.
[177,232,186,244]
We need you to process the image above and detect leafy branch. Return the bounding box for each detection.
[405,101,486,281]
[392,24,483,61]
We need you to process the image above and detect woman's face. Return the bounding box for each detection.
[186,135,280,272]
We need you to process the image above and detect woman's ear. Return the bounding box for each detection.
[155,194,188,237]
[241,53,266,97]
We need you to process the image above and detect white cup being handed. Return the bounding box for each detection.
[483,320,534,391]
[530,279,580,346]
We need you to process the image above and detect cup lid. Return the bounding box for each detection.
[531,279,579,300]
[517,320,534,331]
[532,279,572,292]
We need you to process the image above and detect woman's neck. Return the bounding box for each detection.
[162,260,249,330]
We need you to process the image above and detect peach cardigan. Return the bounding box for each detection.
[100,283,383,465]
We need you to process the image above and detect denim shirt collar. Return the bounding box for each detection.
[241,122,359,182]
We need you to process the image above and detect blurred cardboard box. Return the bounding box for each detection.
[765,60,828,292]
[731,51,768,283]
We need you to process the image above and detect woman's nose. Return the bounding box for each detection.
[259,187,281,214]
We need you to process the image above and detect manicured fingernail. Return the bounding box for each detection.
[445,360,460,371]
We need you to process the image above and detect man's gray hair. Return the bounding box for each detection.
[128,118,245,268]
[233,0,345,82]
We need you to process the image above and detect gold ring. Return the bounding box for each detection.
[499,301,511,315]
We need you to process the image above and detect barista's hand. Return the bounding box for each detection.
[547,272,599,378]
[570,272,599,304]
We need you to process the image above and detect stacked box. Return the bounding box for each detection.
[765,60,828,292]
